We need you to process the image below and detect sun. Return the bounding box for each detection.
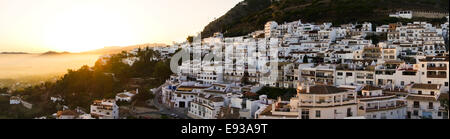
[42,5,138,53]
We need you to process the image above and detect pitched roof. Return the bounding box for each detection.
[411,84,441,90]
[57,110,78,117]
[209,97,224,102]
[117,94,130,98]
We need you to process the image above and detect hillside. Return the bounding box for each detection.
[201,0,449,38]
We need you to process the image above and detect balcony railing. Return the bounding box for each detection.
[366,103,407,112]
[316,75,334,78]
[301,73,315,77]
[427,67,447,70]
[427,74,447,78]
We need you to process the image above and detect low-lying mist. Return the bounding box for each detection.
[0,54,101,79]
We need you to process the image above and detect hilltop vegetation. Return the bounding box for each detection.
[202,0,449,37]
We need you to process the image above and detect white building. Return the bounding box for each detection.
[188,94,225,119]
[357,85,407,119]
[56,110,79,119]
[122,57,140,66]
[376,25,390,33]
[389,11,413,19]
[257,84,358,119]
[10,96,21,105]
[417,56,449,92]
[90,99,119,119]
[115,89,139,102]
[50,96,64,103]
[169,84,210,108]
[265,21,279,38]
[406,84,447,119]
[229,94,273,119]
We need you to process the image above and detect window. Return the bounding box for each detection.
[414,101,420,108]
[347,108,353,117]
[346,72,353,76]
[401,81,405,86]
[381,113,387,119]
[429,102,434,109]
[337,72,343,76]
[316,110,321,118]
[431,91,435,96]
[301,109,310,119]
[418,91,422,95]
[446,82,449,87]
[438,112,442,117]
[428,81,432,84]
[413,110,419,116]
[378,79,384,85]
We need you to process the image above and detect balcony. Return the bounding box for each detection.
[316,75,334,78]
[427,66,447,70]
[366,102,407,112]
[356,76,365,79]
[427,74,447,78]
[301,73,315,77]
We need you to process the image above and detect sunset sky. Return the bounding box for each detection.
[0,0,242,53]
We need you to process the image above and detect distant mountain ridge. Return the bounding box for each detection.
[201,0,449,38]
[1,43,167,56]
[0,52,29,54]
[40,51,71,56]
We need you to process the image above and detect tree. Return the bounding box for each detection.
[132,89,154,102]
[365,33,386,45]
[153,60,173,84]
[186,36,194,44]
